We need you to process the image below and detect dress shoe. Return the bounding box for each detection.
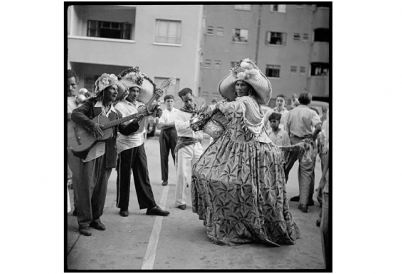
[290,195,300,202]
[298,204,308,213]
[177,204,186,210]
[79,227,92,236]
[119,209,129,217]
[90,221,106,231]
[162,181,168,186]
[146,205,170,216]
[73,208,77,216]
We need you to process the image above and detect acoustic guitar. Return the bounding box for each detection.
[67,78,175,159]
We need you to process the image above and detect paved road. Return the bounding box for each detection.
[66,134,325,270]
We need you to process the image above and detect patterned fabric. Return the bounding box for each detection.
[192,96,300,246]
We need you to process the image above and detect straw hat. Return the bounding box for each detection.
[117,66,155,104]
[93,73,125,97]
[217,58,272,104]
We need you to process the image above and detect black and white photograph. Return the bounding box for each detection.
[7,0,402,273]
[65,2,332,271]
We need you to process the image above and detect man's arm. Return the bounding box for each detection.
[174,111,194,136]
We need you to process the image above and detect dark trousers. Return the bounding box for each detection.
[116,144,156,210]
[321,191,330,268]
[159,127,177,181]
[74,155,111,228]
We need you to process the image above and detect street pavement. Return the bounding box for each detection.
[66,132,325,270]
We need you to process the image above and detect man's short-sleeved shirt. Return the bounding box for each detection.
[286,105,322,137]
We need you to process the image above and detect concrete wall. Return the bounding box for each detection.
[68,5,203,96]
[200,4,330,104]
[257,5,314,99]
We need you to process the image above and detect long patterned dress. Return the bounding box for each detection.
[191,96,300,246]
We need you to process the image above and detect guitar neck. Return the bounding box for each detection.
[102,92,162,129]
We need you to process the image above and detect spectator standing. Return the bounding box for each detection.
[157,95,179,186]
[67,69,79,215]
[267,112,290,147]
[284,92,322,213]
[174,88,204,210]
[273,94,289,130]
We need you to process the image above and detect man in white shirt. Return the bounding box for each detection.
[115,68,170,217]
[156,95,179,186]
[173,88,204,210]
[285,92,322,213]
[273,94,289,131]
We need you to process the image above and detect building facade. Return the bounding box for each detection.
[200,4,330,106]
[67,4,204,101]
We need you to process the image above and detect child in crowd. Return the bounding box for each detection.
[267,112,290,147]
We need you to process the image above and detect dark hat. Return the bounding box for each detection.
[268,112,282,121]
[164,94,174,101]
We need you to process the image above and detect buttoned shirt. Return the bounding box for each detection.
[159,107,180,125]
[114,99,146,154]
[273,107,289,130]
[286,105,322,137]
[82,101,116,162]
[267,128,291,146]
[174,110,204,139]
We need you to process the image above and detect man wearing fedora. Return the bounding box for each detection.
[114,67,170,217]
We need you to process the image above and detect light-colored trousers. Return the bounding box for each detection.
[175,143,203,206]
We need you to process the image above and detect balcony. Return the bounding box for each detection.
[310,42,329,63]
[312,7,330,29]
[307,76,329,97]
[68,36,137,67]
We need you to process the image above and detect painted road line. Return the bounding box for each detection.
[141,185,169,269]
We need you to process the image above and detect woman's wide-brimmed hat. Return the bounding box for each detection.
[217,58,272,104]
[117,66,155,104]
[93,73,126,97]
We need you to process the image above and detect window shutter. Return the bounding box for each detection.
[283,33,287,45]
[266,31,271,44]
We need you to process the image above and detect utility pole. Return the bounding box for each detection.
[255,4,262,65]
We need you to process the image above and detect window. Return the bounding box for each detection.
[154,19,181,44]
[293,33,301,41]
[266,65,281,78]
[235,5,251,10]
[232,28,248,42]
[300,66,306,74]
[202,91,209,99]
[310,63,329,76]
[314,28,330,42]
[87,20,131,40]
[271,5,286,13]
[154,77,180,96]
[207,26,214,35]
[214,60,221,69]
[266,32,287,45]
[290,66,297,73]
[204,59,211,68]
[84,74,100,93]
[216,27,224,36]
[302,33,309,42]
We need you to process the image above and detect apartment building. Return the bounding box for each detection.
[200,4,330,106]
[67,4,204,100]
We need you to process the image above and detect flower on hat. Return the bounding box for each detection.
[230,58,259,81]
[119,66,145,86]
